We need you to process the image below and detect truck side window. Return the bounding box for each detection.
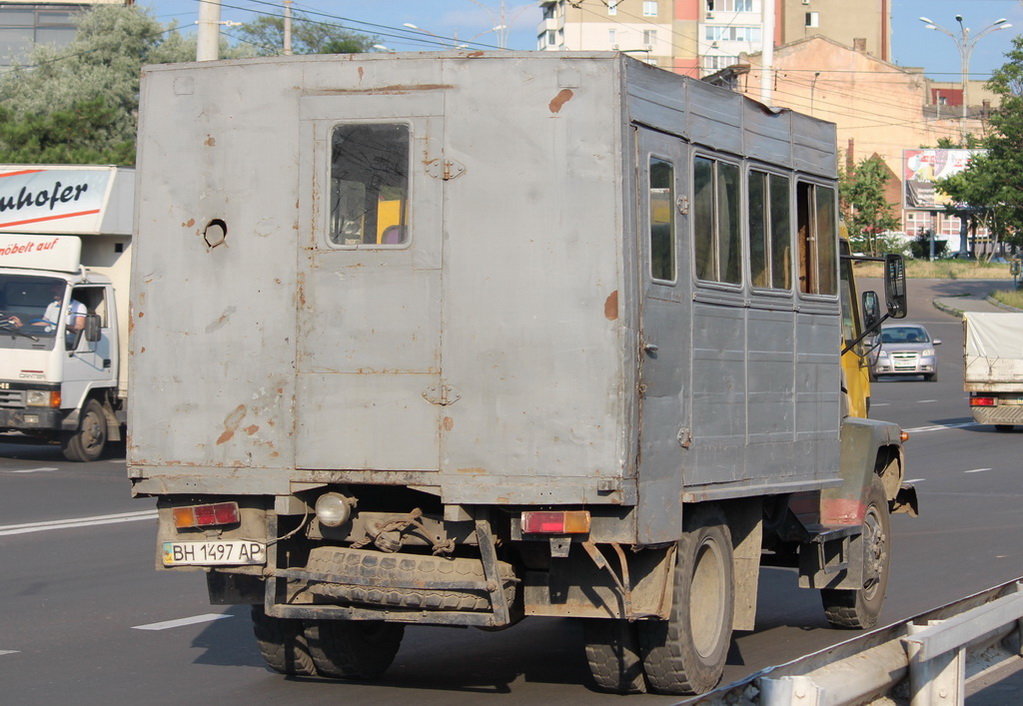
[649,157,676,283]
[796,182,838,296]
[329,124,409,246]
[748,170,791,290]
[694,156,741,284]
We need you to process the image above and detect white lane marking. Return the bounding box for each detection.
[133,614,233,631]
[903,421,979,434]
[905,478,927,484]
[917,399,937,404]
[6,466,59,474]
[0,509,157,536]
[0,650,19,656]
[964,467,993,474]
[872,402,891,407]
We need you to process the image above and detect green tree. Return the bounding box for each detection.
[233,12,375,55]
[839,154,903,256]
[935,36,1023,254]
[0,6,248,165]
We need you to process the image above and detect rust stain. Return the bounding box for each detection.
[604,290,619,321]
[205,135,216,147]
[456,467,487,475]
[245,425,259,436]
[465,51,484,58]
[140,346,145,354]
[549,88,574,114]
[305,84,453,96]
[357,66,364,81]
[216,404,247,445]
[443,417,454,431]
[183,218,195,228]
[138,311,144,318]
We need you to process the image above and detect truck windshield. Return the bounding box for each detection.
[0,274,67,350]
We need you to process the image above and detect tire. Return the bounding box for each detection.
[638,506,734,695]
[251,605,316,676]
[925,371,938,382]
[305,619,404,680]
[822,475,891,629]
[994,424,1014,433]
[583,618,648,694]
[60,399,107,462]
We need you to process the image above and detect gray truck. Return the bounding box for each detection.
[129,52,914,695]
[964,311,1023,431]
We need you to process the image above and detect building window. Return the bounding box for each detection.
[706,25,762,42]
[694,156,741,284]
[329,124,410,247]
[0,5,82,67]
[643,29,657,46]
[643,1,658,16]
[805,12,819,28]
[608,28,616,46]
[608,0,618,16]
[547,29,557,46]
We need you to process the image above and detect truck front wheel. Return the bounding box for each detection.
[61,399,107,462]
[821,475,890,629]
[637,506,734,695]
[251,605,316,676]
[305,619,404,679]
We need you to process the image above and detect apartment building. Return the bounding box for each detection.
[0,0,125,68]
[537,0,889,77]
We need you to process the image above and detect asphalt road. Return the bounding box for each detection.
[0,279,1020,704]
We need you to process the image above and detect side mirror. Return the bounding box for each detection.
[84,314,101,343]
[884,253,907,319]
[862,290,881,332]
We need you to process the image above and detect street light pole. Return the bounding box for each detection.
[919,15,1011,143]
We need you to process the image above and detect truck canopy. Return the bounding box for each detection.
[963,312,1023,387]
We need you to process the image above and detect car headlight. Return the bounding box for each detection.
[877,351,890,359]
[921,348,935,357]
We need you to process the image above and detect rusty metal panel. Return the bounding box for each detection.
[434,55,629,505]
[131,60,302,473]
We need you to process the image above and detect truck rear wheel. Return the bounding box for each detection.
[821,475,890,629]
[251,604,316,676]
[638,506,734,695]
[61,399,107,462]
[583,618,648,693]
[305,619,404,679]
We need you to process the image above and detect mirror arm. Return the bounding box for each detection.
[841,312,892,356]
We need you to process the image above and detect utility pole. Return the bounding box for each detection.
[283,0,293,56]
[760,0,775,106]
[196,0,222,61]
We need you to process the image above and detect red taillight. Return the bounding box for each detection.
[173,502,241,529]
[521,510,591,534]
[970,396,997,407]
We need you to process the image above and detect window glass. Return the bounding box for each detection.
[693,157,714,281]
[329,124,409,246]
[717,162,741,284]
[815,186,837,295]
[748,171,767,287]
[649,158,676,283]
[643,1,658,16]
[769,174,791,289]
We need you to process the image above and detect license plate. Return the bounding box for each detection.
[162,540,266,566]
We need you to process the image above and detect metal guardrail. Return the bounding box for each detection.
[685,577,1023,706]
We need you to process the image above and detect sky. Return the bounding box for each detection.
[144,0,1023,81]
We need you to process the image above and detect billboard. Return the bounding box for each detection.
[903,149,984,210]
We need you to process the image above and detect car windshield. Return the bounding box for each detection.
[881,326,930,344]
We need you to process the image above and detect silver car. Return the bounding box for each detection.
[872,324,942,381]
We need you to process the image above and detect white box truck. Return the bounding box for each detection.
[130,52,916,695]
[964,311,1023,431]
[0,165,132,460]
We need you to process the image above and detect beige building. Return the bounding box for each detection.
[713,36,993,244]
[537,0,890,77]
